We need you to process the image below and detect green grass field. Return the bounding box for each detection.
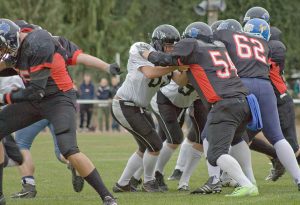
[4,132,300,205]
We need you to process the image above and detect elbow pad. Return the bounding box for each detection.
[148,52,178,66]
[4,87,45,104]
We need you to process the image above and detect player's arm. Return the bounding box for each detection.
[268,41,286,72]
[139,65,176,79]
[172,71,188,87]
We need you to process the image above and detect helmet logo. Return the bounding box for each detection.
[157,31,166,39]
[0,22,10,35]
[259,24,267,33]
[244,23,254,33]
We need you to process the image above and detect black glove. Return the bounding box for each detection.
[109,63,122,75]
[3,55,17,68]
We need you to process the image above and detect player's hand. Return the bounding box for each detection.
[172,65,190,72]
[3,55,17,68]
[109,63,122,75]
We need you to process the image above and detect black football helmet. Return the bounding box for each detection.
[217,19,243,32]
[211,20,224,33]
[183,22,213,43]
[151,24,180,52]
[0,18,20,60]
[243,6,270,24]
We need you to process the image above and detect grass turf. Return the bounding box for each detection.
[4,132,300,205]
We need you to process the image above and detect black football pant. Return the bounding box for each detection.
[0,91,79,158]
[206,97,250,166]
[80,104,93,129]
[187,99,208,144]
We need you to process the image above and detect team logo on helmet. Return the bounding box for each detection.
[0,22,10,35]
[259,24,267,33]
[244,23,254,33]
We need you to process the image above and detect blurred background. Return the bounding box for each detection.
[1,0,300,130]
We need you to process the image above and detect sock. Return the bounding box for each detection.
[229,140,256,184]
[274,139,300,183]
[216,154,253,187]
[250,138,277,159]
[22,176,35,186]
[203,138,209,157]
[84,169,112,200]
[155,142,175,174]
[143,151,158,183]
[175,138,192,171]
[179,146,202,187]
[133,167,143,180]
[0,163,3,195]
[206,161,220,179]
[118,152,143,186]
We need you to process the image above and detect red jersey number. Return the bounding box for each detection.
[233,34,267,64]
[209,50,238,79]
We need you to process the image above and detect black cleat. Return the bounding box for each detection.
[113,183,136,193]
[68,164,84,192]
[191,176,222,194]
[265,158,285,181]
[155,171,168,191]
[0,194,5,205]
[11,183,37,198]
[168,169,183,181]
[103,196,117,205]
[130,177,142,190]
[142,179,161,192]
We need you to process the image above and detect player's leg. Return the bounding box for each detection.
[11,119,50,198]
[79,104,85,130]
[243,78,300,187]
[43,95,116,204]
[154,100,185,191]
[104,107,110,132]
[3,135,23,167]
[86,104,93,129]
[112,99,162,192]
[178,99,207,191]
[0,102,42,202]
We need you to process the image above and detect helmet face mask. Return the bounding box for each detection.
[151,24,180,52]
[0,19,20,60]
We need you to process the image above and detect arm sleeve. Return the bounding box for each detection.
[148,39,195,66]
[57,36,83,66]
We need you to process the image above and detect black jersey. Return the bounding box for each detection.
[214,30,270,79]
[54,36,83,66]
[15,29,73,96]
[148,38,248,105]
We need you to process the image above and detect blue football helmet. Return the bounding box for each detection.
[183,22,213,42]
[244,18,270,41]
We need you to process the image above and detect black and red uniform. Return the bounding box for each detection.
[147,38,250,166]
[0,29,79,158]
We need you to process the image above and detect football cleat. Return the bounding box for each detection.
[177,184,190,192]
[129,177,142,190]
[265,158,285,181]
[68,164,84,192]
[11,183,37,198]
[112,183,136,193]
[155,171,168,191]
[225,185,259,197]
[168,169,183,181]
[220,173,240,187]
[191,176,222,194]
[103,196,117,205]
[142,179,162,192]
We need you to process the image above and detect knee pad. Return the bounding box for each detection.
[147,130,163,152]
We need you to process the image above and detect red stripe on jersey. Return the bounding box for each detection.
[189,64,222,103]
[5,93,12,104]
[269,59,287,94]
[21,28,34,33]
[30,63,52,73]
[50,53,74,91]
[69,50,83,66]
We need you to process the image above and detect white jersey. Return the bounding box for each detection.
[0,76,25,94]
[116,42,172,107]
[151,80,198,112]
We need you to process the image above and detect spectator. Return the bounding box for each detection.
[294,79,300,98]
[97,78,112,132]
[110,76,121,132]
[79,74,94,131]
